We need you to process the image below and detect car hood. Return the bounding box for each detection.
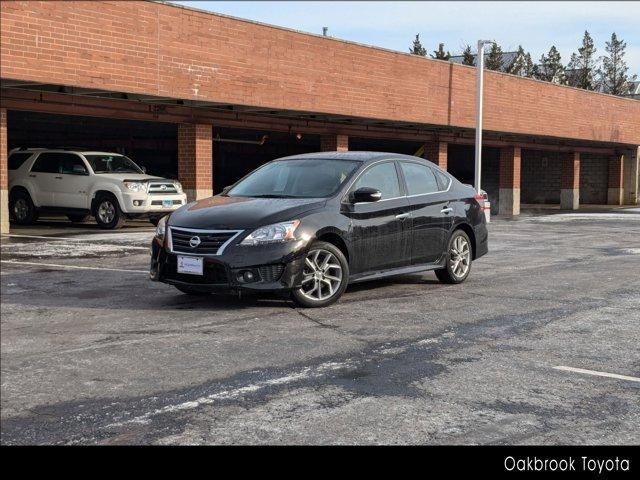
[94,173,170,182]
[168,195,327,230]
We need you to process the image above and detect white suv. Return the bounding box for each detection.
[8,148,188,229]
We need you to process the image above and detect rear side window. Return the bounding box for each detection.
[8,152,33,170]
[400,162,439,196]
[31,153,61,173]
[31,153,84,174]
[352,162,401,200]
[434,169,452,190]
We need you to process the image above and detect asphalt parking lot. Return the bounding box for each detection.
[1,211,639,445]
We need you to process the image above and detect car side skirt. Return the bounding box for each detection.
[348,258,446,284]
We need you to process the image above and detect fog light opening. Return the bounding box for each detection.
[236,270,257,283]
[133,200,143,206]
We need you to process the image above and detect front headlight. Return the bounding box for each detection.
[240,220,300,246]
[124,181,147,192]
[174,181,183,193]
[156,215,168,240]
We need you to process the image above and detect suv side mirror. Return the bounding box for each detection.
[352,187,382,203]
[72,164,89,175]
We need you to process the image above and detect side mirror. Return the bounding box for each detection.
[72,164,88,175]
[140,165,147,173]
[352,187,382,203]
[221,185,232,195]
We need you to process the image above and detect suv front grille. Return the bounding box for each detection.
[169,227,242,255]
[163,255,228,285]
[148,182,178,194]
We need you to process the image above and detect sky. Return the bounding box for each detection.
[174,1,639,75]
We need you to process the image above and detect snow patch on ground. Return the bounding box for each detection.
[533,213,640,223]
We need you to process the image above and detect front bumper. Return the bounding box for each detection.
[149,235,309,293]
[120,192,187,214]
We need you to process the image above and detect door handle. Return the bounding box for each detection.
[54,176,63,179]
[29,174,37,178]
[395,213,410,220]
[441,207,453,214]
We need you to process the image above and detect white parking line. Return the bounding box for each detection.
[1,260,147,274]
[1,234,149,250]
[553,366,640,383]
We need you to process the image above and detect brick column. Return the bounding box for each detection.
[623,147,639,205]
[320,134,348,152]
[560,152,580,210]
[0,108,8,234]
[498,146,521,215]
[178,123,213,202]
[607,153,624,205]
[423,141,448,170]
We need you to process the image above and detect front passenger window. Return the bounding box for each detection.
[352,162,401,200]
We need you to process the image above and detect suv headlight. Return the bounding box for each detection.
[240,220,300,246]
[156,215,168,240]
[174,181,183,193]
[124,181,147,192]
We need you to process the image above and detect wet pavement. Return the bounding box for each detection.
[1,212,639,444]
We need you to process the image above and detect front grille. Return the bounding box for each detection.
[258,264,285,282]
[148,182,178,194]
[163,255,228,285]
[169,227,242,255]
[151,199,183,206]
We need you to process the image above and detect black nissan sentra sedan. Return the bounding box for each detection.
[150,152,488,307]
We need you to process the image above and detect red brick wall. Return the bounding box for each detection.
[561,152,581,190]
[0,108,7,191]
[320,134,349,152]
[178,123,212,193]
[424,141,448,170]
[499,146,521,189]
[1,1,639,145]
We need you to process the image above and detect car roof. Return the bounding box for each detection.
[275,151,431,164]
[12,148,123,155]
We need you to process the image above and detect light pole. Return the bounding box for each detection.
[474,39,492,193]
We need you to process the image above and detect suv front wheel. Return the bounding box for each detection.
[93,194,125,229]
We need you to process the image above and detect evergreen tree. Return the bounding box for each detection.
[537,45,566,84]
[461,45,475,66]
[409,34,427,56]
[598,32,633,95]
[508,45,535,77]
[567,31,597,90]
[485,42,504,71]
[431,43,451,60]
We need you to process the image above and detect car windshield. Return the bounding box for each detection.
[84,154,143,174]
[227,159,360,198]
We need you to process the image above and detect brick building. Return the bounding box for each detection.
[0,0,639,233]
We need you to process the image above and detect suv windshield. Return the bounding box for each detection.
[227,159,360,198]
[84,154,143,174]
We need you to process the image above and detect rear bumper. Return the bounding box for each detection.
[149,237,308,293]
[473,222,489,259]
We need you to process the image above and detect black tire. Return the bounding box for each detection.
[93,193,126,230]
[435,229,473,284]
[175,285,209,296]
[67,214,90,223]
[291,240,349,308]
[9,189,38,225]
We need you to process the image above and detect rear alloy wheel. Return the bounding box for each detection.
[435,229,472,284]
[9,190,38,225]
[292,241,349,308]
[93,194,126,229]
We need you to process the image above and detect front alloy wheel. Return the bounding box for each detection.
[93,194,125,229]
[292,241,349,308]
